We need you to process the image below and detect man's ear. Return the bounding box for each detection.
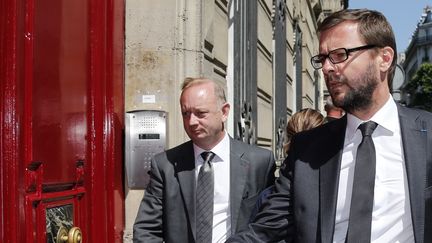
[221,102,230,122]
[379,46,394,72]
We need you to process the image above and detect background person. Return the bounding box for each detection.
[227,8,432,243]
[284,108,325,155]
[249,108,325,225]
[133,77,275,243]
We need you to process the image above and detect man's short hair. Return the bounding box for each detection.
[181,77,227,105]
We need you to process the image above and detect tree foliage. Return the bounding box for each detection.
[405,63,432,111]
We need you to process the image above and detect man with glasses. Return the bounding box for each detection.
[227,9,432,243]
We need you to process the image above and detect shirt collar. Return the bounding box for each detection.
[371,96,398,134]
[345,95,398,142]
[193,132,229,164]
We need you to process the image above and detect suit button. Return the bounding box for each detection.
[297,205,306,215]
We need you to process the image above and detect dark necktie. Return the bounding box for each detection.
[196,151,215,243]
[346,121,378,243]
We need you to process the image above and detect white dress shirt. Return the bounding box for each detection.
[194,132,231,243]
[333,96,414,243]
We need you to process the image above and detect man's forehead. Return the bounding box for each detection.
[319,22,361,51]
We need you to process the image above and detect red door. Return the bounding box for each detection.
[1,0,124,242]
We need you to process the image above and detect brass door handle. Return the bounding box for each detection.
[56,226,82,243]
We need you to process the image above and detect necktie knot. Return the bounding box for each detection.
[358,121,378,137]
[201,151,215,163]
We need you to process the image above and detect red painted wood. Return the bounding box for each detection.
[105,0,125,241]
[87,0,107,241]
[85,0,125,241]
[1,0,125,242]
[32,0,88,184]
[1,0,26,241]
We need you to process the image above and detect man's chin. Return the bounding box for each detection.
[189,134,207,143]
[331,94,345,108]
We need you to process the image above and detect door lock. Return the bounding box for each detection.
[56,226,82,243]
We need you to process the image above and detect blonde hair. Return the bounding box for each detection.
[181,77,227,106]
[284,108,325,154]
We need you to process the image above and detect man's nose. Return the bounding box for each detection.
[188,114,199,125]
[321,58,332,74]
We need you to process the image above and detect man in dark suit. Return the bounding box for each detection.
[133,77,275,243]
[227,9,432,243]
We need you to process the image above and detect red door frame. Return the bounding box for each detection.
[0,0,125,242]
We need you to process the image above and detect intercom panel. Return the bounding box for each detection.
[125,110,167,189]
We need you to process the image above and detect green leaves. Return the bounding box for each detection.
[405,63,432,111]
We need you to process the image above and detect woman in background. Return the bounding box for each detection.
[250,108,325,226]
[284,108,325,156]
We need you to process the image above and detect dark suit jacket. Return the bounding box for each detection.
[133,137,276,243]
[227,104,432,243]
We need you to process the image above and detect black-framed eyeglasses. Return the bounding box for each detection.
[310,44,377,69]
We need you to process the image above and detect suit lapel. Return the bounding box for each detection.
[398,105,427,243]
[174,142,197,239]
[320,117,346,243]
[229,139,248,234]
